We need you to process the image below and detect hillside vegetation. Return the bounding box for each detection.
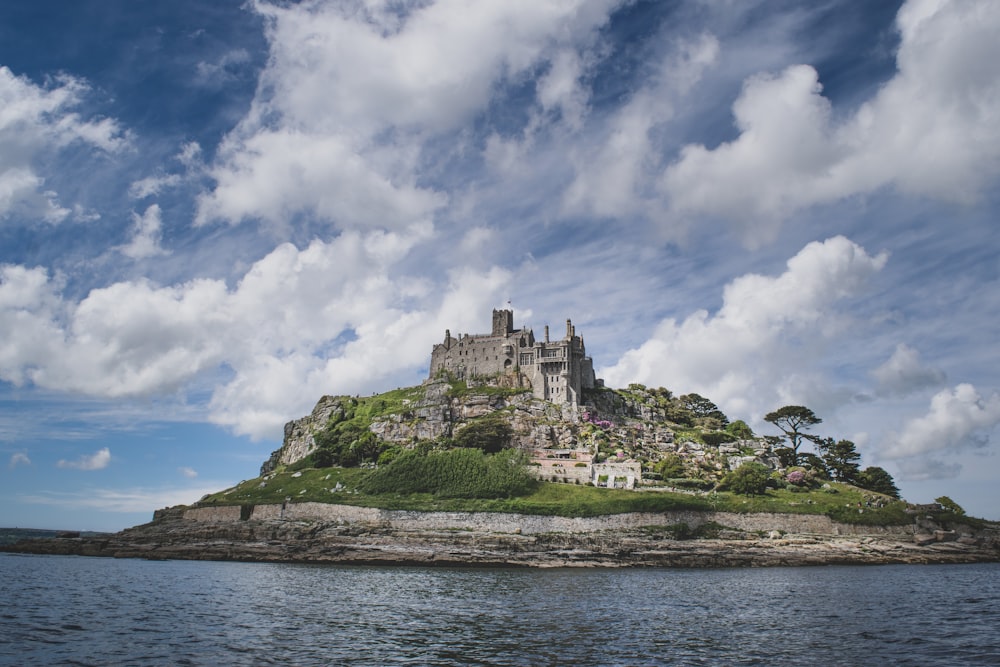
[192,378,927,527]
[199,463,911,526]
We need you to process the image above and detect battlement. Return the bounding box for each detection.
[429,309,597,405]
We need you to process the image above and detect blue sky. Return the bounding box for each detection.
[2,0,999,531]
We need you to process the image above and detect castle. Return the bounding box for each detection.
[429,309,598,406]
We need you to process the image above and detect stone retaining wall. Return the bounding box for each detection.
[183,503,914,537]
[184,505,243,522]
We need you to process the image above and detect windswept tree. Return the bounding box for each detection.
[680,393,729,429]
[453,413,513,453]
[856,466,900,499]
[764,406,822,466]
[815,438,861,482]
[935,496,966,515]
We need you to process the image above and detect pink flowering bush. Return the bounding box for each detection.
[786,470,807,485]
[582,411,614,430]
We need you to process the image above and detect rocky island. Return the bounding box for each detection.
[7,310,999,566]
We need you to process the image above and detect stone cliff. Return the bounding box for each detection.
[259,378,775,488]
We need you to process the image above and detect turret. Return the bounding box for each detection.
[492,309,514,336]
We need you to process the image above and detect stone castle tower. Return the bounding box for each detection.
[428,309,598,406]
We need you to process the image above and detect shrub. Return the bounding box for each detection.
[701,431,736,446]
[655,454,687,479]
[720,461,771,496]
[359,448,536,499]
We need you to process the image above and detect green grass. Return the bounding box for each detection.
[196,468,910,525]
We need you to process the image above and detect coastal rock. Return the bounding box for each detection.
[6,504,998,568]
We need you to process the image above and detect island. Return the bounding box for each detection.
[7,309,999,566]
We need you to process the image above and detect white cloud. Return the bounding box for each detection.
[195,0,622,229]
[9,452,30,468]
[118,204,170,260]
[872,343,946,396]
[128,174,182,200]
[0,66,126,223]
[881,383,1000,461]
[600,236,888,421]
[56,447,111,471]
[0,226,512,439]
[562,32,719,220]
[194,48,252,87]
[196,130,447,229]
[128,142,202,199]
[20,484,222,513]
[178,466,198,479]
[661,0,1000,233]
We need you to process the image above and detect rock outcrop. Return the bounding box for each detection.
[260,380,780,485]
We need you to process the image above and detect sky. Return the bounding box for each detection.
[1,0,999,531]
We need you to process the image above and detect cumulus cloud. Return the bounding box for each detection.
[881,384,1000,462]
[600,236,888,420]
[195,0,622,229]
[118,204,170,260]
[9,452,30,468]
[661,0,1000,232]
[56,447,111,471]
[0,66,126,223]
[872,343,946,396]
[0,226,512,439]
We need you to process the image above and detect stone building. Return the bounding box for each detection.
[429,309,598,406]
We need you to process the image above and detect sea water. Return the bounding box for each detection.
[1,554,997,666]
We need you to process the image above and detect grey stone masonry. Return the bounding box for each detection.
[429,309,598,406]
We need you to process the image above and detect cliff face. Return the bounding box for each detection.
[261,379,777,480]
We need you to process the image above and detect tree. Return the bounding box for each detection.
[453,414,513,453]
[680,393,729,429]
[764,406,822,465]
[935,496,966,515]
[815,438,861,482]
[721,461,771,496]
[726,420,754,440]
[856,466,900,498]
[797,452,830,479]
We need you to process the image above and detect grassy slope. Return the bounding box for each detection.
[206,382,913,526]
[198,467,911,525]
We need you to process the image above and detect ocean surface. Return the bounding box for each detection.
[1,554,997,666]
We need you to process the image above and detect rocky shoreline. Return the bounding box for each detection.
[5,504,999,568]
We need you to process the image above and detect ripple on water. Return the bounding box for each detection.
[1,556,999,666]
